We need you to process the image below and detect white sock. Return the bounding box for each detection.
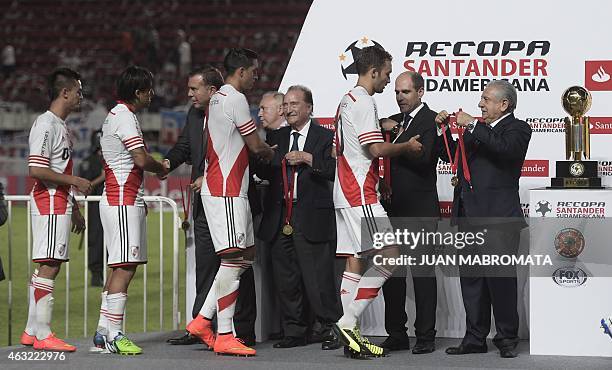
[97,291,109,336]
[216,258,252,334]
[106,292,127,340]
[24,269,39,336]
[33,276,54,340]
[339,271,361,319]
[338,265,392,329]
[199,278,217,320]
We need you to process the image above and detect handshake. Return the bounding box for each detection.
[157,159,204,192]
[157,159,171,180]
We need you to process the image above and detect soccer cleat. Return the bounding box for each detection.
[333,324,362,355]
[93,331,106,348]
[33,333,76,352]
[107,333,143,355]
[186,315,216,349]
[213,334,256,357]
[601,318,612,339]
[332,324,388,358]
[89,331,108,353]
[20,331,36,346]
[357,331,388,357]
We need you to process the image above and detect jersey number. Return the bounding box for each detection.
[61,148,70,160]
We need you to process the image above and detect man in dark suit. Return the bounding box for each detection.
[435,80,531,358]
[379,71,440,354]
[256,85,340,349]
[164,66,256,346]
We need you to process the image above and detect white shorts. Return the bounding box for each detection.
[202,195,254,255]
[335,203,394,257]
[100,204,147,267]
[32,214,71,263]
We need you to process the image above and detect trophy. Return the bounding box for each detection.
[550,86,602,188]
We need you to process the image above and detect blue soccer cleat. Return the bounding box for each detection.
[93,331,107,348]
[90,331,108,353]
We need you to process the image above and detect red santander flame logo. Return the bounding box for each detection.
[585,61,612,91]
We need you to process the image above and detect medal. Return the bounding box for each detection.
[282,224,293,236]
[441,109,472,190]
[180,180,192,232]
[451,175,459,187]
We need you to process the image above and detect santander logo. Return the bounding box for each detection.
[521,160,549,177]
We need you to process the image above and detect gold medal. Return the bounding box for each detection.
[451,175,459,187]
[181,220,190,231]
[282,224,293,236]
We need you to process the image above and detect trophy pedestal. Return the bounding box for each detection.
[549,160,603,189]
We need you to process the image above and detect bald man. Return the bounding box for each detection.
[380,71,441,354]
[258,92,287,131]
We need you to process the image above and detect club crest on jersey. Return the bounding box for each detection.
[131,246,140,258]
[57,244,66,257]
[236,232,245,247]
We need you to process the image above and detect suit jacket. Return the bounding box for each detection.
[165,106,261,218]
[165,106,206,181]
[386,103,440,218]
[165,106,206,217]
[438,113,531,226]
[256,122,336,243]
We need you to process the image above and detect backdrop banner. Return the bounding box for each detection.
[279,0,612,339]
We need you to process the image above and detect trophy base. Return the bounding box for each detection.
[548,160,603,188]
[555,160,598,178]
[549,177,603,188]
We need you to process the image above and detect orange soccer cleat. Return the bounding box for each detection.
[20,331,36,346]
[33,333,77,352]
[213,334,256,357]
[186,315,216,349]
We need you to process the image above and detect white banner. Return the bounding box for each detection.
[280,0,612,212]
[279,0,612,340]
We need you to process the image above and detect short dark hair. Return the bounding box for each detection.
[116,66,154,103]
[287,85,313,107]
[189,65,224,90]
[355,46,392,76]
[48,68,81,101]
[223,48,258,76]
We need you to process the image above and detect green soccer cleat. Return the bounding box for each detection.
[333,324,362,354]
[332,324,388,359]
[107,333,143,355]
[356,329,388,358]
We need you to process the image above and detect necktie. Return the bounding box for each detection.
[287,132,300,190]
[402,113,413,131]
[289,132,300,152]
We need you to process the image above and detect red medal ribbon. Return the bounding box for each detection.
[281,158,296,227]
[441,119,460,179]
[441,109,472,189]
[179,179,191,222]
[456,126,472,188]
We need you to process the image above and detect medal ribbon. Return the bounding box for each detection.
[441,119,460,180]
[441,109,472,188]
[179,179,191,225]
[281,158,296,228]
